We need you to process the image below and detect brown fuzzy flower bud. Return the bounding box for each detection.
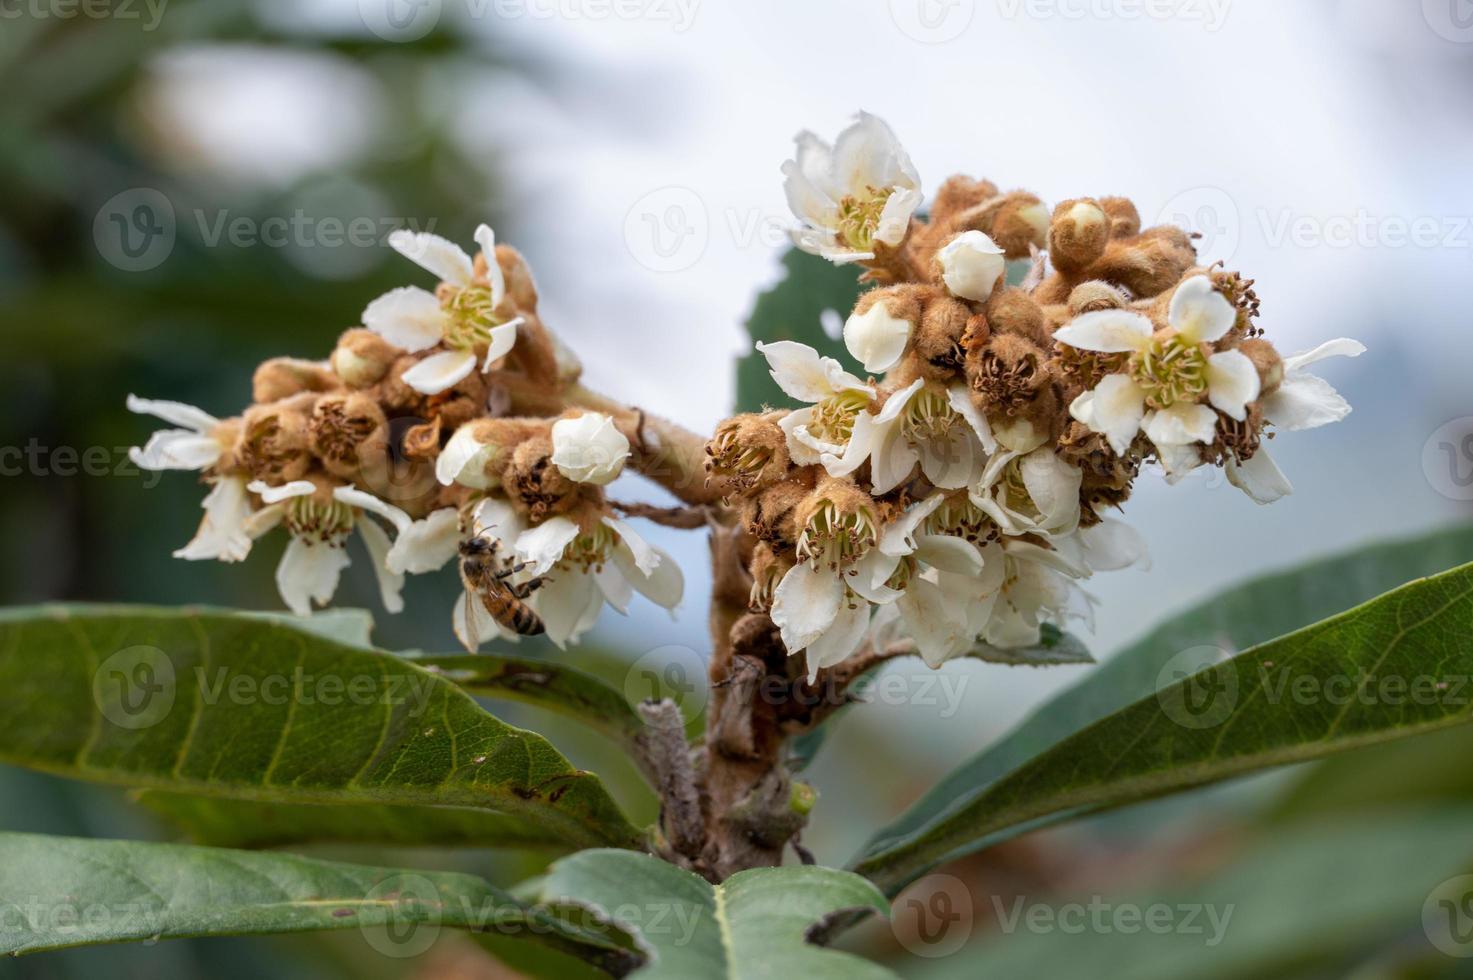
[237,396,314,484]
[330,328,400,388]
[927,175,1002,223]
[985,192,1051,259]
[1100,197,1142,239]
[501,434,583,521]
[376,354,490,418]
[747,541,793,612]
[252,358,338,404]
[491,244,539,313]
[967,333,1053,423]
[911,294,972,379]
[1058,421,1141,522]
[1096,226,1198,300]
[1049,199,1112,274]
[208,417,244,474]
[741,470,817,547]
[309,392,389,479]
[985,288,1050,347]
[707,412,791,497]
[1235,338,1283,396]
[1067,280,1131,316]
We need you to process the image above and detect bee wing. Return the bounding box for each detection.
[454,589,481,653]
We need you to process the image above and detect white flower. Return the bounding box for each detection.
[240,481,404,617]
[551,412,631,486]
[1225,338,1364,505]
[974,539,1091,649]
[843,302,913,374]
[436,424,503,489]
[506,507,683,649]
[361,224,523,395]
[937,231,1007,302]
[782,112,923,264]
[1061,275,1260,456]
[127,395,228,471]
[756,341,876,465]
[332,486,463,576]
[822,378,995,493]
[970,447,1082,538]
[173,475,256,563]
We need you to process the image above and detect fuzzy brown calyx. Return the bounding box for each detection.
[501,434,582,521]
[984,288,1050,347]
[967,332,1051,420]
[1204,403,1266,467]
[488,243,539,313]
[1067,280,1131,316]
[1209,266,1263,337]
[707,412,791,498]
[1058,421,1141,522]
[400,416,443,462]
[741,468,819,547]
[237,397,314,485]
[794,476,879,568]
[375,353,490,419]
[747,541,793,612]
[1100,197,1142,239]
[252,358,338,404]
[309,393,389,479]
[910,294,972,380]
[1236,338,1283,396]
[1049,199,1112,274]
[331,328,401,388]
[914,187,1048,264]
[207,418,244,475]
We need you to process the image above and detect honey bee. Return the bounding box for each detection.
[457,533,546,646]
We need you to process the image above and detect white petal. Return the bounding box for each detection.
[470,497,524,546]
[388,229,474,286]
[595,562,635,614]
[771,563,843,654]
[819,410,884,478]
[803,599,871,683]
[1283,338,1365,372]
[333,485,412,533]
[129,430,220,471]
[1226,449,1293,505]
[532,570,600,649]
[875,186,923,247]
[356,518,405,614]
[1206,349,1261,421]
[552,413,631,486]
[515,517,580,576]
[125,395,217,432]
[1019,449,1083,536]
[914,534,985,575]
[948,383,997,453]
[844,303,912,374]
[834,111,918,199]
[782,159,839,229]
[1263,373,1351,431]
[437,425,499,489]
[1067,518,1150,572]
[603,516,659,575]
[870,424,921,495]
[481,319,521,371]
[616,542,684,611]
[1155,442,1204,483]
[1144,402,1218,447]
[361,285,446,352]
[1054,310,1153,354]
[937,230,1006,302]
[275,537,349,616]
[1070,375,1146,456]
[1168,275,1236,344]
[248,479,315,504]
[387,508,462,575]
[848,549,903,604]
[898,577,972,669]
[879,493,947,557]
[756,340,838,403]
[173,476,254,563]
[473,223,507,307]
[918,427,986,490]
[877,378,924,425]
[778,408,824,466]
[400,349,478,395]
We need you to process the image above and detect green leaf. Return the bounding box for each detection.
[0,831,631,972]
[238,608,377,648]
[735,248,865,414]
[855,551,1473,892]
[0,605,644,852]
[538,849,895,978]
[130,793,575,851]
[416,653,648,761]
[915,807,1473,980]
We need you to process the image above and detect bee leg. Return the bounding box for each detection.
[493,561,530,580]
[509,576,546,599]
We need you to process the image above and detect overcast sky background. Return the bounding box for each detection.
[143,0,1473,858]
